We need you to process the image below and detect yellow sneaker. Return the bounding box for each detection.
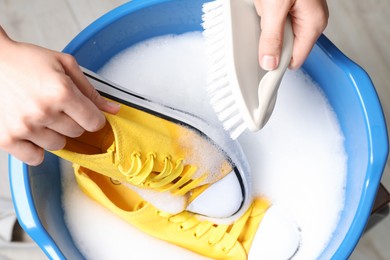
[52,93,250,219]
[74,165,270,260]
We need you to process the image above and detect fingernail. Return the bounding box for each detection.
[103,100,121,115]
[261,55,277,71]
[106,100,121,109]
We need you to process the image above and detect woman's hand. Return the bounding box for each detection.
[0,27,120,165]
[254,0,329,70]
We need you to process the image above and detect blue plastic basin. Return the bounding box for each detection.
[9,0,388,259]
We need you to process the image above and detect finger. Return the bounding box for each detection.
[45,112,85,138]
[59,54,120,114]
[60,83,107,132]
[290,29,328,69]
[45,71,106,133]
[257,2,291,71]
[288,17,328,69]
[289,1,329,69]
[289,29,321,69]
[5,140,45,166]
[27,128,66,151]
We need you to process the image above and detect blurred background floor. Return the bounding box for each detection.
[0,0,389,259]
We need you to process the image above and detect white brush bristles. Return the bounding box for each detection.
[202,0,247,139]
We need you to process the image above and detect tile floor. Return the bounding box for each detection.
[0,0,389,259]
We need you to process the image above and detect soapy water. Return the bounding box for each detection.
[61,32,347,259]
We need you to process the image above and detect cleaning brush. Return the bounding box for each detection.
[202,0,294,139]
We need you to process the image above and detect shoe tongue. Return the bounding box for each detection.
[105,115,125,160]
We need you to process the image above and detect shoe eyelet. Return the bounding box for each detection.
[147,152,156,159]
[109,178,121,185]
[132,151,141,157]
[134,201,146,211]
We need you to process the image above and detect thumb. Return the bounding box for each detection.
[257,6,290,71]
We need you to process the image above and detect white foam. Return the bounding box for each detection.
[240,70,347,259]
[187,170,244,218]
[249,206,301,260]
[61,32,347,259]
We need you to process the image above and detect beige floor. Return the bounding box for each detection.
[0,0,389,259]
